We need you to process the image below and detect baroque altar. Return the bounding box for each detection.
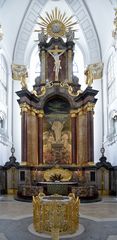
[15,8,99,201]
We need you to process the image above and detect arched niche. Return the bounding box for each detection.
[43,95,72,165]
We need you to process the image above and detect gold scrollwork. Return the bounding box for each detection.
[32,86,46,98]
[68,86,82,97]
[60,82,69,88]
[46,81,54,88]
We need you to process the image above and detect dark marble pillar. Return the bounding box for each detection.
[76,111,80,164]
[37,110,44,164]
[20,104,29,163]
[30,109,38,166]
[77,108,86,165]
[40,49,46,83]
[70,111,77,164]
[86,104,94,163]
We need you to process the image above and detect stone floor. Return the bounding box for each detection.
[0,195,117,240]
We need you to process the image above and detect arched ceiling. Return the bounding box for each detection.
[0,0,114,65]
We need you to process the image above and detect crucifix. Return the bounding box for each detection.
[48,45,65,81]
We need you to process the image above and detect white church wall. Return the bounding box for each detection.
[93,79,102,163]
[12,80,21,163]
[103,47,117,166]
[0,47,13,165]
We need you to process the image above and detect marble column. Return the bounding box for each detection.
[86,103,95,163]
[30,108,38,166]
[76,110,80,164]
[70,111,77,164]
[37,110,44,164]
[40,49,46,83]
[67,49,73,83]
[20,103,30,164]
[77,108,86,165]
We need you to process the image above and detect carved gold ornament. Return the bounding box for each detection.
[32,86,46,98]
[12,64,28,89]
[68,85,82,96]
[36,7,78,39]
[44,167,72,182]
[84,62,103,86]
[33,193,80,234]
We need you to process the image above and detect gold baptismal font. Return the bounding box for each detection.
[33,193,80,238]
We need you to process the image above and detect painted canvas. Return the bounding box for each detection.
[43,97,71,164]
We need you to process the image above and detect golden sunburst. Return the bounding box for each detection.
[36,7,78,38]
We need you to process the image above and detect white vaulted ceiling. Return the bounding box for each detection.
[0,0,115,64]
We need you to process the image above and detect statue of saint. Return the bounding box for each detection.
[48,45,65,81]
[38,27,47,43]
[52,121,63,142]
[66,27,74,42]
[20,73,28,89]
[84,68,94,87]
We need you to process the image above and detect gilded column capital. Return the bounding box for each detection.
[77,107,84,116]
[30,108,37,116]
[84,102,95,112]
[37,110,44,118]
[20,103,30,113]
[70,110,78,118]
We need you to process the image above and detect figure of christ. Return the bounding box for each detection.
[48,45,65,81]
[52,121,63,143]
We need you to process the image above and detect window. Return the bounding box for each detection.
[0,54,8,137]
[73,44,85,88]
[29,46,41,90]
[0,118,4,129]
[0,54,7,105]
[107,53,117,104]
[0,111,6,134]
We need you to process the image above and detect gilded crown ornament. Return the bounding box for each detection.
[36,7,78,39]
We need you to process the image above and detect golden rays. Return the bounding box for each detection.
[35,7,78,38]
